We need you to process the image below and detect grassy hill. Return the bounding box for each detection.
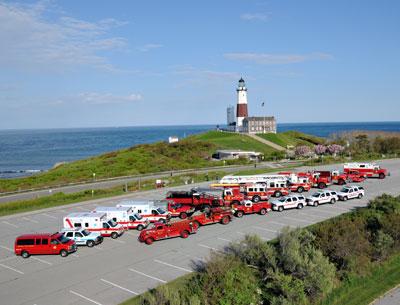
[257,131,325,148]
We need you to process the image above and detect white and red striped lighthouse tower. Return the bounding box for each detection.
[236,77,248,130]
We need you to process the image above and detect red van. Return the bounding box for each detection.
[14,233,77,258]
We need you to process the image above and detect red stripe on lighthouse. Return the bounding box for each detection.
[236,104,248,117]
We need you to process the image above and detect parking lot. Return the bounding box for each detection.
[0,159,399,305]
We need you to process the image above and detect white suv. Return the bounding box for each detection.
[337,186,365,201]
[306,190,339,207]
[271,195,306,212]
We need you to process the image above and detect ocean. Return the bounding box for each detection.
[1,122,399,178]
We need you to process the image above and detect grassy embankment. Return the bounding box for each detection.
[257,130,326,148]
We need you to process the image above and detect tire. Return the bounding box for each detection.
[318,182,326,189]
[180,212,188,219]
[338,179,345,185]
[180,230,189,238]
[111,232,119,239]
[236,211,244,218]
[274,191,282,198]
[358,193,363,199]
[379,173,385,179]
[252,195,261,203]
[86,240,95,247]
[137,224,144,231]
[278,206,284,212]
[343,196,348,201]
[60,249,68,257]
[297,186,304,193]
[145,237,154,245]
[21,250,30,258]
[260,208,267,215]
[314,201,319,207]
[193,221,201,230]
[221,216,230,224]
[297,203,303,209]
[330,198,336,204]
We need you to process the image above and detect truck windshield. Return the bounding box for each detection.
[156,207,166,214]
[134,213,142,220]
[58,234,71,244]
[341,188,350,193]
[108,220,118,227]
[82,230,91,236]
[279,197,287,202]
[312,193,321,198]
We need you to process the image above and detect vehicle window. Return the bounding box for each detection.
[321,194,326,198]
[135,213,142,220]
[17,239,34,246]
[279,197,286,202]
[248,188,253,192]
[42,238,48,245]
[331,192,336,196]
[108,220,118,227]
[66,232,73,238]
[292,197,297,202]
[360,165,365,168]
[84,223,89,227]
[35,239,41,245]
[312,193,320,197]
[157,226,163,230]
[103,223,110,229]
[58,235,70,244]
[270,182,275,188]
[50,239,59,245]
[74,223,81,228]
[138,209,142,214]
[299,196,305,200]
[151,209,158,215]
[76,233,83,238]
[260,188,265,192]
[157,207,166,214]
[286,198,292,202]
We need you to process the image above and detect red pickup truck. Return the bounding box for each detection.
[232,200,272,217]
[189,208,233,229]
[138,219,198,245]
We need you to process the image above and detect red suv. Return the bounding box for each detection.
[14,233,77,258]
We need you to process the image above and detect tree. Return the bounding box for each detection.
[354,134,370,153]
[294,145,312,158]
[314,144,327,155]
[327,144,344,156]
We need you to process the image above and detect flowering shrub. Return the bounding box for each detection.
[295,145,312,157]
[327,144,344,156]
[314,144,327,155]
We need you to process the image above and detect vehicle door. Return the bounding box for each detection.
[33,238,44,255]
[102,222,111,235]
[284,197,292,208]
[65,231,77,245]
[290,197,298,208]
[320,193,327,203]
[244,202,253,213]
[156,225,167,239]
[75,232,84,245]
[349,188,356,198]
[50,238,60,254]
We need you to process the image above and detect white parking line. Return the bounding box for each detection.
[70,290,103,305]
[129,268,167,283]
[22,217,39,224]
[252,226,278,233]
[198,243,222,253]
[100,278,138,295]
[42,213,57,219]
[32,257,52,265]
[2,221,19,228]
[0,263,24,274]
[154,259,192,273]
[217,237,232,242]
[283,216,313,223]
[0,245,13,252]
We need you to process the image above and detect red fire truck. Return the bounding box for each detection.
[189,207,233,229]
[166,190,224,212]
[232,200,272,217]
[344,163,389,179]
[279,171,312,193]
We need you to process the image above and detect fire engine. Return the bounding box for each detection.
[344,163,389,179]
[232,200,272,217]
[166,190,224,211]
[63,212,125,239]
[116,201,171,223]
[138,219,198,245]
[93,206,150,231]
[167,202,196,219]
[189,207,233,229]
[278,172,312,193]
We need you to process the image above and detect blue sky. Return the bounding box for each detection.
[0,0,399,129]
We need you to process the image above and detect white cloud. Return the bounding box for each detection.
[78,92,142,105]
[0,1,128,72]
[240,13,270,22]
[137,43,163,52]
[224,52,333,65]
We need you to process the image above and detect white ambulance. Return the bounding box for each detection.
[116,200,171,223]
[63,212,125,239]
[93,206,150,230]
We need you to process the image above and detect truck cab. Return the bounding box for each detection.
[60,228,103,247]
[232,200,271,217]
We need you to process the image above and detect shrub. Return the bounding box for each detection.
[315,144,327,155]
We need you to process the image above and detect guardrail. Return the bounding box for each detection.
[0,160,302,197]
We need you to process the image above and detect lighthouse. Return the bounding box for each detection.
[236,77,248,130]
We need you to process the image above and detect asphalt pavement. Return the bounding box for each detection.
[0,159,398,305]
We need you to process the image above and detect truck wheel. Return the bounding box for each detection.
[137,225,144,231]
[297,186,304,193]
[338,179,345,185]
[278,206,284,212]
[260,208,267,215]
[297,203,303,209]
[145,237,154,245]
[314,201,319,207]
[21,250,30,258]
[252,195,261,203]
[318,182,326,189]
[86,240,95,247]
[221,216,230,224]
[330,198,336,204]
[379,173,385,179]
[358,193,363,199]
[236,211,244,218]
[193,221,201,230]
[180,230,189,238]
[343,196,348,201]
[111,232,119,239]
[180,212,188,219]
[60,250,68,257]
[274,191,282,197]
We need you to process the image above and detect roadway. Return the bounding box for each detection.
[0,161,295,204]
[0,159,398,305]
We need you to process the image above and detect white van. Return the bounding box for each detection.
[116,200,171,223]
[93,206,150,230]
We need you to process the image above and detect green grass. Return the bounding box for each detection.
[257,131,325,148]
[194,130,277,155]
[318,254,400,305]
